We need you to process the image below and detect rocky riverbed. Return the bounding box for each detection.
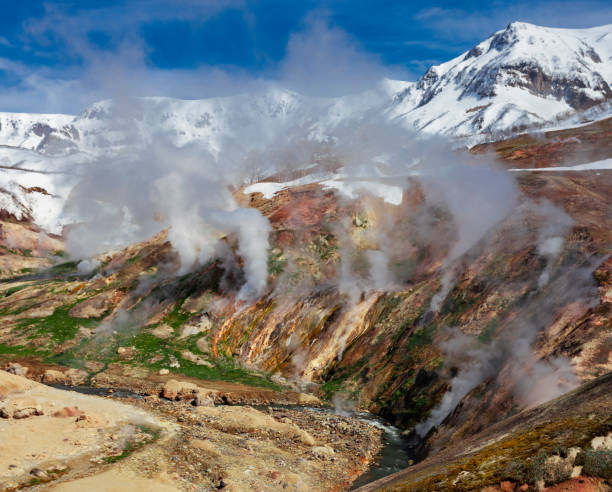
[0,367,384,491]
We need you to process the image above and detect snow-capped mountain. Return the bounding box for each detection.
[391,22,612,138]
[74,90,323,153]
[67,22,612,148]
[0,22,611,233]
[69,79,411,155]
[2,22,611,154]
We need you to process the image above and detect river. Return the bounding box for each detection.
[50,384,416,489]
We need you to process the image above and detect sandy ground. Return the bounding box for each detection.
[48,468,179,492]
[0,370,169,490]
[0,370,383,491]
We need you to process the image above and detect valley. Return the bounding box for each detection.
[0,19,611,492]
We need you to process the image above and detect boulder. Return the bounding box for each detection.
[3,363,28,377]
[65,368,88,385]
[161,379,201,400]
[42,368,87,386]
[13,407,44,419]
[117,346,134,359]
[42,369,67,384]
[181,350,213,367]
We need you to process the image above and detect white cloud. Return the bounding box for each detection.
[414,2,612,42]
[0,1,253,113]
[414,7,448,20]
[279,14,398,97]
[0,4,410,113]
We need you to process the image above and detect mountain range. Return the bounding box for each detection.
[1,22,612,156]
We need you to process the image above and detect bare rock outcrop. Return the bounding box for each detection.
[42,368,88,386]
[160,379,217,401]
[68,292,113,318]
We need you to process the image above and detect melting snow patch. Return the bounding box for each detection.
[321,180,404,205]
[243,177,404,205]
[243,172,337,198]
[509,158,612,172]
[243,182,286,199]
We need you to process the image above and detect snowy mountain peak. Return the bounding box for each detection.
[0,23,611,157]
[391,22,612,138]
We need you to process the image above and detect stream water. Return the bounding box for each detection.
[49,385,415,489]
[251,404,415,489]
[349,412,414,489]
[49,384,146,399]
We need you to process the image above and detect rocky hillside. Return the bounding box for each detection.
[0,115,610,489]
[356,372,612,491]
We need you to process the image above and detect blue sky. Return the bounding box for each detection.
[1,0,611,113]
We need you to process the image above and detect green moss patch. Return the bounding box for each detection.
[390,415,612,491]
[49,261,80,274]
[0,343,49,358]
[118,329,282,390]
[320,376,348,400]
[17,303,101,345]
[104,426,160,464]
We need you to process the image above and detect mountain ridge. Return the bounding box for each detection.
[0,21,611,234]
[1,22,611,155]
[390,21,612,138]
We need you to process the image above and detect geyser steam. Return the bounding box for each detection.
[62,135,272,299]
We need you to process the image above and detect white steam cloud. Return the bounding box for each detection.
[3,3,589,435]
[63,137,271,299]
[535,200,573,289]
[428,161,518,311]
[416,213,596,437]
